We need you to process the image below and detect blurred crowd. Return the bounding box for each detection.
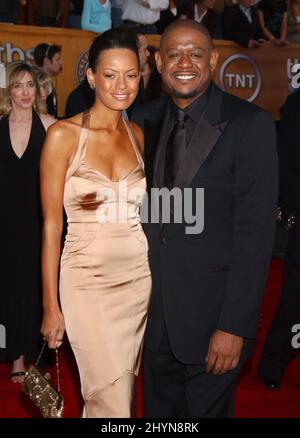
[1,0,300,47]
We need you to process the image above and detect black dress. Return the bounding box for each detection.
[0,110,45,363]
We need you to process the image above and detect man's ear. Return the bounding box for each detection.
[210,50,219,73]
[43,57,51,68]
[155,51,162,74]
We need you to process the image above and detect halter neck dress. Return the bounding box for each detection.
[60,110,151,417]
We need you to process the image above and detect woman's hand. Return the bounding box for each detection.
[276,38,288,46]
[41,309,65,349]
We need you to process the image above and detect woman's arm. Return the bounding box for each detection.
[81,0,94,31]
[280,11,288,41]
[258,10,277,42]
[40,122,74,348]
[145,0,169,11]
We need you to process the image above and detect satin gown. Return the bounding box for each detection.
[60,110,151,418]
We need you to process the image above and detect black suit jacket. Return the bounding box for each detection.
[65,78,95,118]
[180,3,222,38]
[278,91,300,266]
[132,83,278,364]
[46,90,57,118]
[222,5,263,47]
[156,9,178,34]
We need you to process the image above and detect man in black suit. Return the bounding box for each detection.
[257,91,300,389]
[222,0,265,48]
[132,19,278,417]
[0,0,19,23]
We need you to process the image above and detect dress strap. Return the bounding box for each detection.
[65,109,91,181]
[123,118,144,171]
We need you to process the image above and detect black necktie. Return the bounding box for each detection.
[164,109,187,189]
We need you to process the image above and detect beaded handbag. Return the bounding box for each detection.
[22,341,64,418]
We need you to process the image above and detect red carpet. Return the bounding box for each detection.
[1,259,299,418]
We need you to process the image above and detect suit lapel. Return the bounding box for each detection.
[145,84,229,237]
[162,84,229,238]
[174,84,228,190]
[237,7,249,29]
[174,116,227,190]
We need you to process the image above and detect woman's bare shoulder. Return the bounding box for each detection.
[46,114,82,139]
[42,114,84,159]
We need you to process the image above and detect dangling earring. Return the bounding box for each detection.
[90,83,95,90]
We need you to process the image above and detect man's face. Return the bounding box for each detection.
[155,27,218,108]
[45,52,62,77]
[137,34,150,73]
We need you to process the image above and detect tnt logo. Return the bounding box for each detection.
[219,54,262,102]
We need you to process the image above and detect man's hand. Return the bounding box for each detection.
[205,330,244,374]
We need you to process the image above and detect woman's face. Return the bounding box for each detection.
[39,82,48,102]
[88,48,140,111]
[10,71,36,110]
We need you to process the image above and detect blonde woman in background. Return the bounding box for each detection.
[0,61,55,383]
[32,65,53,114]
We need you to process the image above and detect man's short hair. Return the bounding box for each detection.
[160,19,213,52]
[123,26,146,49]
[33,43,62,66]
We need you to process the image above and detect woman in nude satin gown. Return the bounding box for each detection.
[40,28,151,418]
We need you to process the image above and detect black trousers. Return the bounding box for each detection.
[257,256,300,382]
[144,323,244,418]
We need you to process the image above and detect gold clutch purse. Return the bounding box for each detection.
[22,341,64,418]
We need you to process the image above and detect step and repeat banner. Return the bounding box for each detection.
[0,23,300,118]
